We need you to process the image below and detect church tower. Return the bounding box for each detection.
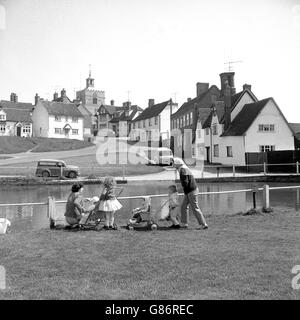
[86,65,95,88]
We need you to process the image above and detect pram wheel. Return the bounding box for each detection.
[150,223,158,231]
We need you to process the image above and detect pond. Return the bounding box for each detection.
[0,181,299,232]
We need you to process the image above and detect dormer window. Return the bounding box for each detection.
[93,98,97,104]
[0,109,6,121]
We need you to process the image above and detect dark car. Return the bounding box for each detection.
[35,159,80,179]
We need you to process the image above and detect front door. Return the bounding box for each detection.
[17,126,21,137]
[206,147,210,163]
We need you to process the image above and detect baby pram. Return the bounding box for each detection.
[80,187,123,230]
[126,197,169,231]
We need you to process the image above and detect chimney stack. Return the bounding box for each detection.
[243,84,252,91]
[53,92,59,101]
[10,93,18,103]
[61,88,66,98]
[224,81,232,131]
[110,100,114,106]
[34,93,40,105]
[148,99,155,108]
[220,72,236,96]
[196,83,209,97]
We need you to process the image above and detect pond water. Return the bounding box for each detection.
[0,181,300,232]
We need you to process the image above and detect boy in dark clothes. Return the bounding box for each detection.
[173,157,208,230]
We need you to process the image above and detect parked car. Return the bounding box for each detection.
[35,159,80,179]
[148,148,174,166]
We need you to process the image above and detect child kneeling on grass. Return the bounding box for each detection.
[167,185,181,229]
[98,176,123,230]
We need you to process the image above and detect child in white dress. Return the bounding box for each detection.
[99,176,123,230]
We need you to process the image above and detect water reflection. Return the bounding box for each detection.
[0,182,299,231]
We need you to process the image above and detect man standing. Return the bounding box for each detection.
[173,157,208,229]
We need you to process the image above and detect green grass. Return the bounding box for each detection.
[0,153,165,177]
[0,137,37,154]
[0,209,299,299]
[0,137,94,154]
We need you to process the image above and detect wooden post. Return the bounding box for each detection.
[232,164,235,177]
[262,184,271,212]
[296,161,299,175]
[122,165,125,181]
[48,196,56,229]
[263,162,267,175]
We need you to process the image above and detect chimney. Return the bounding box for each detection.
[220,72,236,96]
[196,82,209,97]
[224,82,232,131]
[34,93,40,105]
[243,84,252,91]
[110,100,114,106]
[53,92,59,101]
[61,88,66,98]
[187,98,191,102]
[10,93,18,102]
[148,99,155,108]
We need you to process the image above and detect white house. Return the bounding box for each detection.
[130,99,174,143]
[198,82,295,166]
[32,100,84,140]
[0,97,33,137]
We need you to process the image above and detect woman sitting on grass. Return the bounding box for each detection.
[64,182,88,227]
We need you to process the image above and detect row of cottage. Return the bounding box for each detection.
[1,71,299,166]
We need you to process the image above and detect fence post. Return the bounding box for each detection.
[262,184,271,212]
[122,165,125,181]
[263,162,267,175]
[48,196,56,229]
[232,164,235,177]
[297,161,299,175]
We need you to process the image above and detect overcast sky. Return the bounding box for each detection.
[0,0,300,121]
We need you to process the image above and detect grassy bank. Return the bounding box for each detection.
[0,153,164,177]
[0,137,94,154]
[0,209,299,299]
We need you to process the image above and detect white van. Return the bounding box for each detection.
[148,147,174,166]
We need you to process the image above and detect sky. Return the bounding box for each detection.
[0,0,300,121]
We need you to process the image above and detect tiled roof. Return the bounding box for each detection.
[195,107,213,126]
[133,100,170,122]
[2,108,32,122]
[0,100,33,110]
[41,101,83,117]
[171,85,220,118]
[221,98,271,136]
[98,104,126,115]
[289,123,300,134]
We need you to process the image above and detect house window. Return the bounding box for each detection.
[72,117,78,123]
[192,147,195,157]
[190,112,193,123]
[155,116,158,125]
[258,124,275,132]
[143,120,146,128]
[0,124,5,133]
[55,128,62,134]
[177,119,179,128]
[100,108,105,114]
[205,128,210,135]
[260,145,275,152]
[226,146,233,157]
[133,123,136,129]
[197,129,201,139]
[93,98,97,104]
[22,125,31,133]
[213,144,219,157]
[149,118,152,126]
[0,114,5,121]
[55,116,61,122]
[72,129,78,135]
[212,124,218,135]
